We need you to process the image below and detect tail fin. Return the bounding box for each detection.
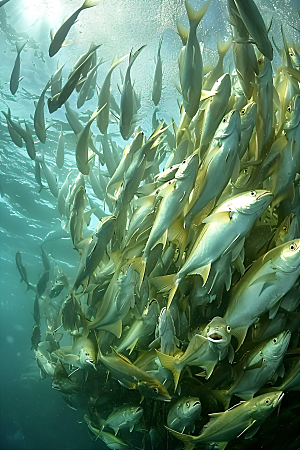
[16,40,27,55]
[129,45,146,68]
[155,350,181,390]
[109,53,129,74]
[150,274,178,309]
[217,33,232,59]
[185,0,210,28]
[165,427,196,450]
[82,0,101,10]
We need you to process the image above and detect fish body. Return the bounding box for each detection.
[10,41,27,95]
[120,46,145,140]
[152,37,163,106]
[233,0,273,60]
[49,0,100,57]
[179,0,210,119]
[167,397,201,433]
[4,114,36,160]
[56,126,65,169]
[39,150,59,197]
[34,80,51,143]
[238,101,257,158]
[69,186,88,247]
[76,107,102,175]
[186,109,241,227]
[158,307,179,356]
[98,347,171,402]
[224,239,300,348]
[53,335,97,369]
[77,59,102,109]
[97,54,128,134]
[102,405,143,434]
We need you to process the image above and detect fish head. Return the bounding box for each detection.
[215,109,241,141]
[212,73,231,94]
[204,316,231,349]
[250,391,284,421]
[137,379,171,402]
[257,54,272,80]
[175,152,199,180]
[240,101,257,129]
[79,348,96,369]
[232,190,273,216]
[125,405,143,422]
[177,397,202,420]
[284,94,300,131]
[143,299,159,322]
[261,330,291,361]
[274,214,299,247]
[275,238,300,273]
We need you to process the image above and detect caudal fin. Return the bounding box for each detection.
[155,350,181,390]
[185,0,210,28]
[82,0,101,10]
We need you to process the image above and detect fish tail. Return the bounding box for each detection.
[129,45,146,68]
[151,273,178,309]
[217,33,232,59]
[129,256,147,290]
[185,0,210,28]
[16,40,27,55]
[176,22,190,44]
[110,53,129,72]
[165,426,196,450]
[155,350,181,390]
[81,0,101,10]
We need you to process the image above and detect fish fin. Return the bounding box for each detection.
[63,354,80,364]
[202,211,231,224]
[269,302,280,319]
[129,45,146,68]
[195,360,216,379]
[216,443,229,450]
[129,256,146,290]
[244,422,261,439]
[110,347,133,365]
[168,218,188,258]
[249,273,277,294]
[16,40,27,54]
[165,427,195,450]
[237,419,257,438]
[110,53,129,72]
[224,267,232,291]
[118,379,136,390]
[110,250,123,271]
[185,0,210,27]
[232,326,248,351]
[82,0,101,9]
[99,321,122,339]
[151,274,178,309]
[127,338,139,355]
[155,350,181,389]
[217,33,232,57]
[188,263,211,286]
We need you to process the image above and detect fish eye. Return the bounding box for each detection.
[250,191,256,196]
[197,327,200,331]
[153,387,159,394]
[287,105,292,112]
[273,338,278,344]
[243,168,248,174]
[241,108,245,114]
[258,58,262,64]
[168,181,172,184]
[85,351,88,356]
[131,407,134,412]
[289,51,294,56]
[227,326,231,332]
[182,159,186,163]
[170,166,173,169]
[265,398,270,404]
[282,226,288,232]
[222,117,226,123]
[155,189,159,195]
[186,401,190,407]
[290,243,297,251]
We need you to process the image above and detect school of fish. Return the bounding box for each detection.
[5,0,300,449]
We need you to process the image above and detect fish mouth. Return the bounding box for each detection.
[257,191,273,200]
[207,332,223,341]
[192,401,201,407]
[277,392,285,404]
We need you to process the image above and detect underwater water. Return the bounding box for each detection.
[0,0,300,449]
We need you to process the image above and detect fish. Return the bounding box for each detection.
[152,37,163,106]
[97,345,171,402]
[55,126,65,169]
[0,0,10,7]
[224,239,300,349]
[120,46,146,140]
[232,0,273,61]
[3,112,36,160]
[34,80,51,143]
[52,335,97,370]
[15,251,36,292]
[10,40,27,95]
[75,106,104,175]
[49,0,100,57]
[97,54,128,134]
[179,0,210,119]
[38,150,59,197]
[77,59,103,109]
[167,391,284,450]
[2,107,23,148]
[101,405,143,435]
[167,397,201,433]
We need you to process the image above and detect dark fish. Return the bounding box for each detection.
[10,41,27,95]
